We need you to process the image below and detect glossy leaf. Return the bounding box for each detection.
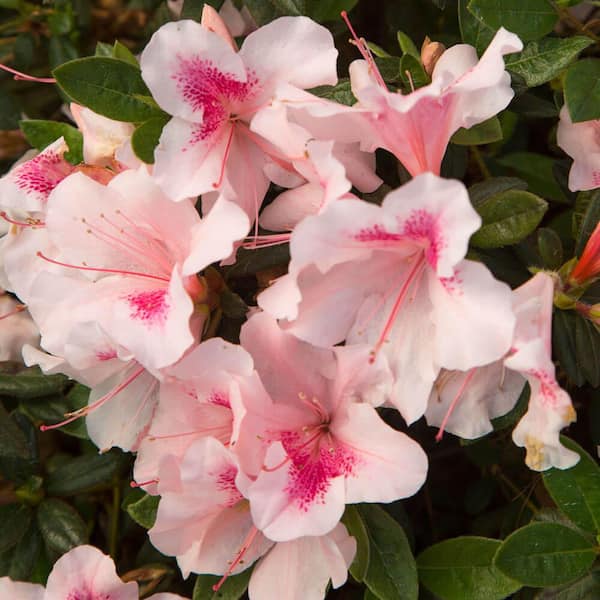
[53,57,164,123]
[494,522,596,587]
[451,116,503,146]
[0,503,32,553]
[0,365,67,400]
[565,59,600,123]
[126,493,159,529]
[37,499,88,555]
[543,437,600,534]
[20,119,83,164]
[417,536,521,600]
[470,189,548,248]
[467,0,557,41]
[131,115,169,164]
[193,568,253,600]
[359,504,418,600]
[342,505,371,582]
[506,37,592,87]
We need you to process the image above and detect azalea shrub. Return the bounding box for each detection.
[0,0,599,598]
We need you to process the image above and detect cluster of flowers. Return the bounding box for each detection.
[0,5,597,599]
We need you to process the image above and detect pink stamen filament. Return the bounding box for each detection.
[40,366,145,432]
[1,212,45,228]
[36,251,170,283]
[241,233,291,249]
[340,11,387,89]
[213,526,260,592]
[149,424,230,441]
[130,478,159,488]
[435,368,477,442]
[0,304,26,321]
[0,63,55,83]
[370,255,426,363]
[212,124,236,189]
[261,426,325,473]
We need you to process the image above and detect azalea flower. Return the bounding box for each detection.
[237,312,427,541]
[0,544,187,600]
[557,104,600,191]
[140,16,338,220]
[259,173,515,423]
[0,291,39,361]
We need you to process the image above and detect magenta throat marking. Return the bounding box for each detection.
[126,288,169,327]
[14,150,72,200]
[402,209,445,268]
[215,464,243,507]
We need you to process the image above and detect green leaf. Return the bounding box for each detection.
[397,30,420,59]
[451,116,503,146]
[399,54,429,90]
[342,505,370,582]
[181,0,205,20]
[459,0,495,54]
[494,522,596,587]
[468,176,527,208]
[306,0,358,22]
[8,522,42,581]
[506,37,592,88]
[496,152,567,203]
[112,41,138,66]
[225,244,290,278]
[537,227,564,270]
[467,0,557,41]
[359,504,418,600]
[0,90,21,130]
[553,310,585,387]
[0,503,32,553]
[0,365,67,400]
[220,289,249,319]
[417,536,521,600]
[126,493,159,529]
[49,36,78,70]
[53,57,164,123]
[46,449,128,497]
[20,120,83,164]
[37,499,88,555]
[543,437,600,534]
[131,115,169,164]
[470,189,548,249]
[311,79,355,106]
[574,190,600,255]
[565,59,600,123]
[193,568,252,600]
[538,565,600,600]
[575,315,600,387]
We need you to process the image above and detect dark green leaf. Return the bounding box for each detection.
[496,152,567,203]
[53,57,164,123]
[575,315,600,387]
[553,310,585,387]
[20,120,83,164]
[0,503,32,553]
[46,449,128,497]
[536,565,600,599]
[537,228,564,270]
[306,0,358,22]
[126,493,159,529]
[470,189,548,248]
[399,54,429,90]
[220,289,249,319]
[459,0,495,54]
[131,115,169,164]
[112,41,138,66]
[452,116,503,146]
[359,504,418,600]
[0,90,20,130]
[494,522,596,587]
[0,365,67,400]
[573,190,600,255]
[469,176,527,208]
[342,505,370,582]
[225,244,290,278]
[193,568,252,600]
[8,522,42,581]
[49,36,79,70]
[565,59,600,123]
[37,498,88,555]
[467,0,557,41]
[417,536,521,600]
[506,37,592,88]
[543,437,600,534]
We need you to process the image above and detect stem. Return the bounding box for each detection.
[470,146,491,180]
[492,465,538,514]
[553,3,600,43]
[109,483,120,561]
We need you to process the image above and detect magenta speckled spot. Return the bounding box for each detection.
[439,272,463,295]
[354,223,403,242]
[208,390,230,408]
[592,171,600,187]
[126,288,169,326]
[173,56,259,143]
[215,464,243,507]
[67,589,111,600]
[402,209,444,267]
[531,369,558,407]
[14,150,72,200]
[281,430,358,511]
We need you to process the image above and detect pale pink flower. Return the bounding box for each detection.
[259,173,515,424]
[507,273,579,470]
[139,16,337,219]
[0,545,187,600]
[0,292,39,361]
[557,105,600,191]
[133,337,254,494]
[237,312,427,542]
[248,522,356,600]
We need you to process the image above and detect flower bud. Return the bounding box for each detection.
[421,36,446,76]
